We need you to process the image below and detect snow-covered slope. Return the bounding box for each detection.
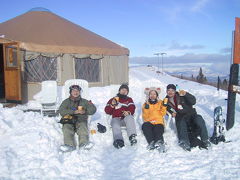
[0,66,239,179]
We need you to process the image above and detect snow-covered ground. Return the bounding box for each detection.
[0,66,239,179]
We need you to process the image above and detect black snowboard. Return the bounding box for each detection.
[226,64,239,130]
[210,106,226,144]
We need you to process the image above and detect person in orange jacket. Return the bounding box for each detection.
[142,88,167,152]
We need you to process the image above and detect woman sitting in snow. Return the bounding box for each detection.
[142,87,167,153]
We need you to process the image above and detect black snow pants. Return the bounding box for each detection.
[142,122,164,144]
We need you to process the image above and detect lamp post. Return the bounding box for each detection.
[160,52,167,74]
[154,53,161,74]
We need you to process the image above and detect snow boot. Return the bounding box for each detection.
[113,139,125,149]
[179,141,191,152]
[201,140,212,150]
[79,142,94,150]
[129,134,137,146]
[59,145,76,153]
[155,140,166,153]
[146,141,155,151]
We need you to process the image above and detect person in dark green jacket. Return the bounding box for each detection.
[59,85,96,152]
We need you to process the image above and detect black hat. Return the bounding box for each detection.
[69,85,82,93]
[167,84,176,91]
[119,83,129,92]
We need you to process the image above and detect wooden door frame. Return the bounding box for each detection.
[0,44,5,100]
[3,42,22,103]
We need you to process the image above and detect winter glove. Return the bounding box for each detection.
[97,123,107,133]
[144,103,149,109]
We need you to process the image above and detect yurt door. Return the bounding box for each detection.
[3,43,22,102]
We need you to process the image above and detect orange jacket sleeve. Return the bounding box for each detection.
[158,100,167,117]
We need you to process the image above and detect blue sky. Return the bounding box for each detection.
[0,0,239,58]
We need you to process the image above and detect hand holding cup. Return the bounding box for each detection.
[163,98,168,106]
[75,106,85,114]
[179,90,186,96]
[122,111,130,117]
[112,97,119,106]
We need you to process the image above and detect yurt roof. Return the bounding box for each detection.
[0,8,129,56]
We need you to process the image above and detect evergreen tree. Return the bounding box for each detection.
[204,77,207,83]
[196,67,207,83]
[217,76,222,90]
[222,79,228,90]
[191,74,194,80]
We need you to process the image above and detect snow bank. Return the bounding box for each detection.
[0,66,239,179]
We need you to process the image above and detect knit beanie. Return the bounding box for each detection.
[119,84,129,93]
[166,84,176,91]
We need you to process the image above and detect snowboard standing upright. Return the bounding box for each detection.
[210,106,226,144]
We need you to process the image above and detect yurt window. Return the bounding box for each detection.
[75,58,100,82]
[5,47,18,68]
[24,55,57,82]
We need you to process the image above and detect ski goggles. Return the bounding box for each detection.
[69,85,82,92]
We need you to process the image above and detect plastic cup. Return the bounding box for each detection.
[163,98,168,104]
[78,106,83,110]
[90,129,96,134]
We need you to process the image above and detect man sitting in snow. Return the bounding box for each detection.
[165,84,211,151]
[105,84,137,149]
[59,85,96,152]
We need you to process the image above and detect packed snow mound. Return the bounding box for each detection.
[0,66,239,179]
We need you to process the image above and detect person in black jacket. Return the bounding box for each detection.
[166,84,211,151]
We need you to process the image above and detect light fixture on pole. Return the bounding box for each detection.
[154,53,161,74]
[160,52,167,74]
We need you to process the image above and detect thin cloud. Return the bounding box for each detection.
[166,6,183,24]
[168,41,205,50]
[190,0,213,19]
[150,43,166,49]
[191,0,210,12]
[156,0,212,24]
[220,47,232,54]
[154,1,186,24]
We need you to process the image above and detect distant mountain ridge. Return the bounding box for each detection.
[130,53,231,64]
